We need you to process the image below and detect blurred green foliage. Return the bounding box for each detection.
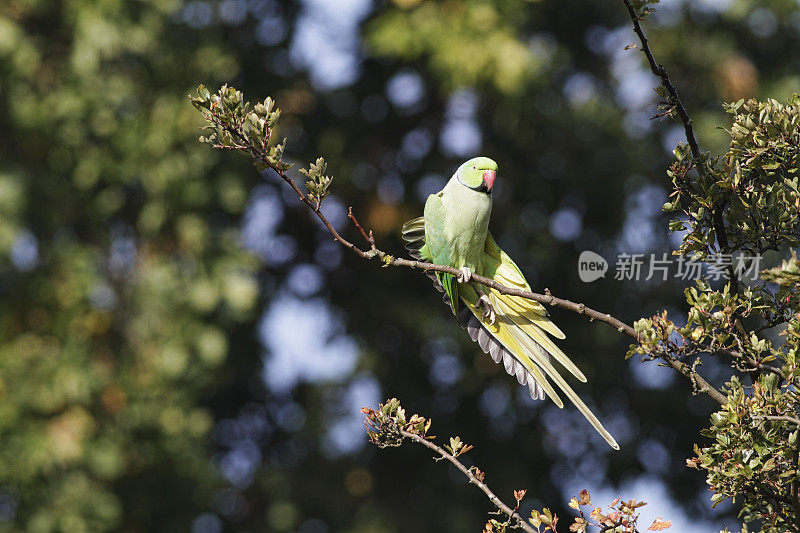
[367,1,543,94]
[1,0,800,531]
[0,0,260,530]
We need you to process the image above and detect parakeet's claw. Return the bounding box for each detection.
[456,267,472,283]
[477,295,496,325]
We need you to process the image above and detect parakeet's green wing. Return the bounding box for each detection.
[438,272,458,314]
[400,216,427,260]
[402,213,456,314]
[408,192,460,314]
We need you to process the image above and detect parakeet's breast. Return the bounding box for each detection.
[440,177,492,272]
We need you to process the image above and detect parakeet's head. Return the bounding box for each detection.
[456,156,498,193]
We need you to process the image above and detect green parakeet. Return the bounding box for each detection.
[402,157,619,450]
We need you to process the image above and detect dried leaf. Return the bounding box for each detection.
[647,517,672,531]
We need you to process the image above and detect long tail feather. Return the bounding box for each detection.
[457,306,550,401]
[500,312,619,449]
[493,297,586,382]
[463,292,619,450]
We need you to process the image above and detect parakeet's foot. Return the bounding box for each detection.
[456,267,472,283]
[477,294,496,325]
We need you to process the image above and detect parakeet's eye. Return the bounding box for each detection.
[472,166,477,170]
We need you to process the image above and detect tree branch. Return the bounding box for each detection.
[792,437,800,524]
[661,352,727,405]
[191,85,728,406]
[617,2,739,406]
[311,171,728,405]
[753,415,800,426]
[269,162,640,338]
[620,0,707,180]
[398,428,537,533]
[621,0,742,291]
[362,400,541,531]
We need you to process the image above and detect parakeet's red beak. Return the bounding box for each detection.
[482,170,496,192]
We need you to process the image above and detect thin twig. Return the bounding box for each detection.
[713,199,740,287]
[753,415,800,426]
[618,0,756,406]
[399,428,537,533]
[622,0,745,276]
[347,207,376,250]
[661,352,727,405]
[620,0,707,181]
[792,438,800,525]
[621,0,740,288]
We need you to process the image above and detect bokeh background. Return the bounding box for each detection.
[0,0,798,531]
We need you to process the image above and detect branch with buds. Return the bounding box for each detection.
[362,399,669,533]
